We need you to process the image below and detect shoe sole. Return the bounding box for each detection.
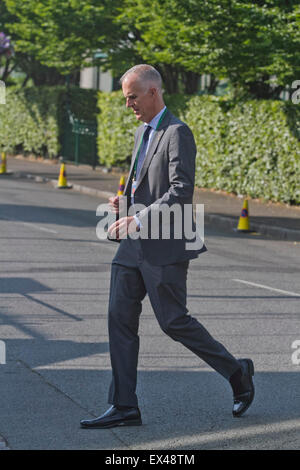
[233,358,255,418]
[80,419,142,429]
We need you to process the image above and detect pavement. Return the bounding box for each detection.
[0,166,300,450]
[0,436,9,450]
[3,154,300,242]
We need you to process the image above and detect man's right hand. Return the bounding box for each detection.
[108,195,120,214]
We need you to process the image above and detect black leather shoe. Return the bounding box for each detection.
[80,406,142,429]
[232,358,255,417]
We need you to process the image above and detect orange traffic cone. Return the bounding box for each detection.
[237,199,250,232]
[117,176,125,196]
[57,162,72,189]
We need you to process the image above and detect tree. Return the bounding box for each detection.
[4,0,125,73]
[160,0,300,99]
[1,1,76,86]
[3,0,201,94]
[117,0,300,98]
[3,0,299,97]
[202,0,300,99]
[115,0,202,94]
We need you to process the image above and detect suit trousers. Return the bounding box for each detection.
[107,237,240,407]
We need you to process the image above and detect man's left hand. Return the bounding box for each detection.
[108,216,138,240]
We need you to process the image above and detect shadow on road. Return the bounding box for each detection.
[0,277,82,322]
[0,203,98,228]
[1,297,299,449]
[2,361,298,450]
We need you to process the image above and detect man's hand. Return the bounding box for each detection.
[108,216,138,240]
[108,195,120,214]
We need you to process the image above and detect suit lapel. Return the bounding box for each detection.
[134,128,165,192]
[134,110,171,192]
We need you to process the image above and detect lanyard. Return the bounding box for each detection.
[133,107,167,181]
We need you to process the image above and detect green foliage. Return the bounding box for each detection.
[0,86,97,157]
[0,87,59,156]
[221,100,300,203]
[96,91,190,167]
[96,92,300,204]
[3,0,299,97]
[4,0,124,74]
[1,84,299,204]
[182,95,227,189]
[118,0,300,98]
[97,91,139,167]
[65,87,98,120]
[191,97,300,204]
[164,94,189,119]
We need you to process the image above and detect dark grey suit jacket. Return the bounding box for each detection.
[120,109,207,266]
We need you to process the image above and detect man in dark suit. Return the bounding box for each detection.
[80,65,255,429]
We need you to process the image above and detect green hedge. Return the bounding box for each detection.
[0,86,98,158]
[221,100,300,204]
[97,91,139,167]
[97,91,189,167]
[97,91,300,204]
[1,86,299,203]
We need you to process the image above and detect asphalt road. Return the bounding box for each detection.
[0,177,299,450]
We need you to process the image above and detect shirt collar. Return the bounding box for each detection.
[144,106,167,130]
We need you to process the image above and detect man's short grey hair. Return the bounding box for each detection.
[120,64,163,93]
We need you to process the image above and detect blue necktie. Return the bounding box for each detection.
[136,125,151,180]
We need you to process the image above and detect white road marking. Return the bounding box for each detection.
[232,279,300,297]
[0,215,58,234]
[20,221,58,234]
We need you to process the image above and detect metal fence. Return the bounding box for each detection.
[61,108,98,168]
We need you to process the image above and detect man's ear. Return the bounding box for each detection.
[149,87,156,97]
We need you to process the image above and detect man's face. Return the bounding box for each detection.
[122,74,155,123]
